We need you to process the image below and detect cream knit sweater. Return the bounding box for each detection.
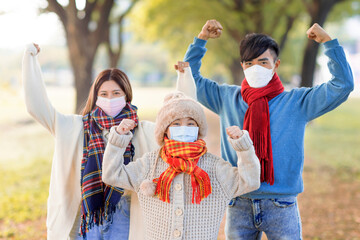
[102,128,261,240]
[22,44,160,240]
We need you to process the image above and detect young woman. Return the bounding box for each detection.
[22,44,158,239]
[101,91,261,240]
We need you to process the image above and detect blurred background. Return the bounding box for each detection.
[0,0,359,239]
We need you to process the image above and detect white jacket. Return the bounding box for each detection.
[22,45,160,240]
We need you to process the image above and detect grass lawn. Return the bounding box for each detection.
[304,98,360,180]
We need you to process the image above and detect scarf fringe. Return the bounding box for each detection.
[252,131,274,185]
[79,202,118,238]
[191,169,212,204]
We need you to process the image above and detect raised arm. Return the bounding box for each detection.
[102,120,150,191]
[298,23,354,121]
[183,20,230,114]
[175,62,197,100]
[22,44,58,135]
[216,126,261,199]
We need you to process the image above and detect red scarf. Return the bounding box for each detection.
[153,137,211,204]
[241,73,284,185]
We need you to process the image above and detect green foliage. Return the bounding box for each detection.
[129,0,307,83]
[305,98,360,180]
[129,0,359,85]
[327,0,360,22]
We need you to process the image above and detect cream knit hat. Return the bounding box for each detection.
[154,91,207,146]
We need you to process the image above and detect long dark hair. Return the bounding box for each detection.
[81,68,133,115]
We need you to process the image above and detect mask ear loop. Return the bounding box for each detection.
[139,148,162,196]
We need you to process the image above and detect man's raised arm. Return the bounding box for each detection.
[183,20,228,114]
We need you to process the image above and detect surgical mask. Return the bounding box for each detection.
[96,96,126,117]
[244,64,274,88]
[169,126,199,142]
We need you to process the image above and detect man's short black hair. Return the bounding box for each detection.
[240,33,279,62]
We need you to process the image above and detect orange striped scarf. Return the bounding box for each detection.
[153,137,211,204]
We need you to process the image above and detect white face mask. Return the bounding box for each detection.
[169,126,199,142]
[244,64,275,88]
[96,96,126,117]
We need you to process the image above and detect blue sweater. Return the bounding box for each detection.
[184,37,354,199]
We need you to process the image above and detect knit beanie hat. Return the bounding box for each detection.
[154,91,208,146]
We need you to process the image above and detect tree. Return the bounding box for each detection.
[300,0,360,87]
[105,0,140,68]
[130,0,304,85]
[300,0,343,87]
[45,0,139,112]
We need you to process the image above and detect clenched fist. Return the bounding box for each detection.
[33,43,40,53]
[226,126,244,140]
[306,23,332,43]
[198,19,223,40]
[116,119,136,135]
[174,61,189,73]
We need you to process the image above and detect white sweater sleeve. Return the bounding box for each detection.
[176,67,197,100]
[216,130,261,199]
[102,127,150,192]
[22,44,58,135]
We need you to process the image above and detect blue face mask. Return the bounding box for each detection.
[169,126,199,142]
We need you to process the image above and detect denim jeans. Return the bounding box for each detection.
[76,195,131,240]
[225,196,302,240]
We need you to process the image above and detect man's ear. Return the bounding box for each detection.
[274,59,281,72]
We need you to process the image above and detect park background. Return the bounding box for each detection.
[0,0,360,239]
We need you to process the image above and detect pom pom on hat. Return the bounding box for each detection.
[154,91,207,146]
[140,179,156,196]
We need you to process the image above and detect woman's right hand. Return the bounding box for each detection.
[33,43,40,54]
[174,61,189,73]
[116,119,136,135]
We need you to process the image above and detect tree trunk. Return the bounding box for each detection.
[300,40,320,87]
[109,52,121,68]
[230,58,244,86]
[66,22,97,113]
[46,0,114,113]
[69,55,94,113]
[106,0,139,68]
[300,0,340,87]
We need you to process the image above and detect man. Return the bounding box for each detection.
[182,19,354,239]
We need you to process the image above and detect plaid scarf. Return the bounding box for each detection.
[80,104,138,236]
[241,73,284,185]
[153,137,211,204]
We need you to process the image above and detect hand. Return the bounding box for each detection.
[116,119,136,135]
[33,43,40,54]
[198,19,223,41]
[174,61,189,73]
[226,126,244,139]
[306,23,332,43]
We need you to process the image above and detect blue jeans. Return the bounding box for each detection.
[76,195,131,240]
[225,196,302,240]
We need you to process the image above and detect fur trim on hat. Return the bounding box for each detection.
[154,91,207,145]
